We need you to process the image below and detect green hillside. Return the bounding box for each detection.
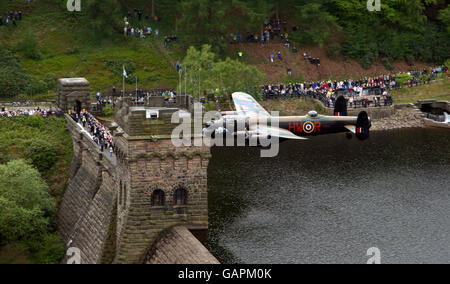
[0,0,449,101]
[0,0,178,99]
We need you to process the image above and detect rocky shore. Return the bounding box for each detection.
[371,106,426,131]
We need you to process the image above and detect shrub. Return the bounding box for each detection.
[44,73,57,90]
[25,233,65,264]
[65,46,80,55]
[19,36,42,60]
[382,57,394,71]
[26,77,49,96]
[395,73,413,86]
[0,49,31,98]
[103,58,137,84]
[445,59,450,69]
[102,104,114,116]
[204,101,217,112]
[405,54,415,66]
[359,53,376,70]
[17,93,30,101]
[25,139,58,172]
[327,44,341,59]
[0,160,55,242]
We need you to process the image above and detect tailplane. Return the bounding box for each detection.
[356,111,371,140]
[334,96,348,116]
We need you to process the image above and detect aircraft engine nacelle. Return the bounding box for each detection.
[222,115,248,133]
[355,111,371,141]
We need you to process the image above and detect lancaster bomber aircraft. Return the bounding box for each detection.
[203,92,372,144]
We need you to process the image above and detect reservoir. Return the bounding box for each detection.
[208,128,450,264]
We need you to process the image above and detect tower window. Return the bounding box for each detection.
[173,188,187,206]
[151,190,165,206]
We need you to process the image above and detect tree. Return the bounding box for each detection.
[178,0,228,51]
[25,139,58,172]
[180,45,264,98]
[0,49,31,98]
[210,58,265,95]
[181,44,216,97]
[156,0,182,32]
[0,160,55,242]
[438,5,450,34]
[291,2,341,47]
[177,0,273,53]
[82,0,122,41]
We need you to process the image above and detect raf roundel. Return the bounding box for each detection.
[303,121,315,134]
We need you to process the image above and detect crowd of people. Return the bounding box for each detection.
[0,10,23,28]
[123,8,159,39]
[122,8,178,48]
[93,88,177,108]
[0,107,63,118]
[261,67,448,108]
[127,89,178,105]
[229,18,292,45]
[71,111,115,157]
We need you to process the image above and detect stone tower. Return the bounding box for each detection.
[111,97,211,263]
[57,78,90,113]
[58,78,213,263]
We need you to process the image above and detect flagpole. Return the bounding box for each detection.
[122,65,125,101]
[136,76,138,104]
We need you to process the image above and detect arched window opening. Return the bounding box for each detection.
[151,189,165,206]
[173,188,187,206]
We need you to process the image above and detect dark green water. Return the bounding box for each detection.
[207,128,450,264]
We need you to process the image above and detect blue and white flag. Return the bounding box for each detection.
[123,66,128,78]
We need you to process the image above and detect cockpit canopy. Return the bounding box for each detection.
[308,111,318,118]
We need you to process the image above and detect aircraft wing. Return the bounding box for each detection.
[232,92,271,118]
[249,124,307,140]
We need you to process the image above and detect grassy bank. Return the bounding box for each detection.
[391,78,450,104]
[260,98,326,116]
[0,0,178,98]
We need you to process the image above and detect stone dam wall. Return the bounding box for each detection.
[58,115,118,264]
[58,112,214,264]
[56,78,215,264]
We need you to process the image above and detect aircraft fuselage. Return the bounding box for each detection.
[262,115,359,137]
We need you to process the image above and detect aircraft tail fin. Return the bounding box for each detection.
[334,96,348,116]
[356,111,371,141]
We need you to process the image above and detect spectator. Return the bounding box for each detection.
[277,51,282,60]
